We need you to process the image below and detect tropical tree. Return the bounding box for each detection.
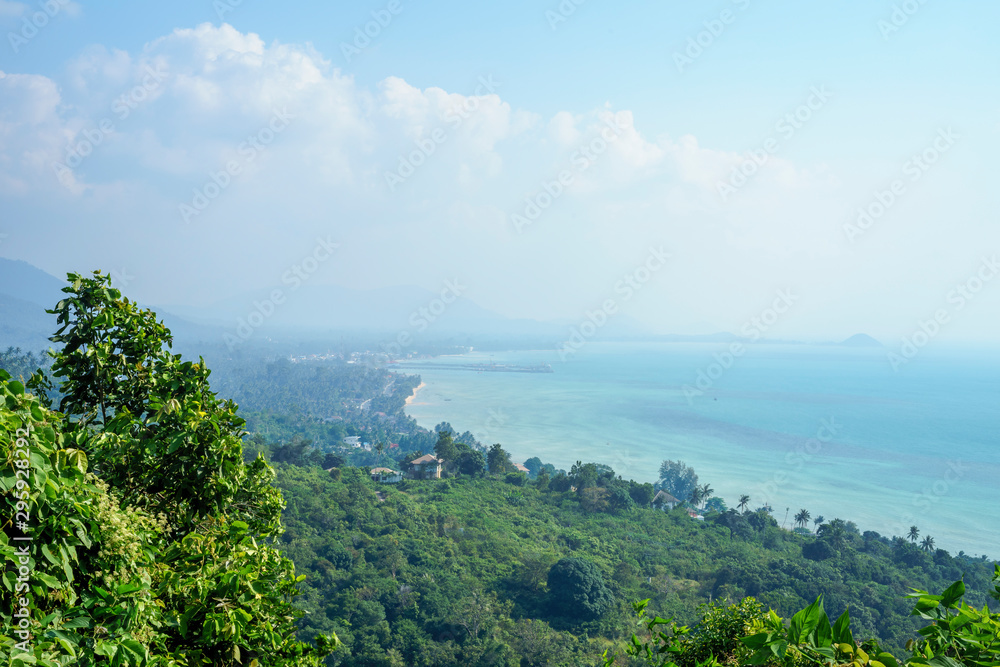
[434,430,459,468]
[1,271,338,666]
[456,444,487,476]
[921,535,936,552]
[737,494,751,513]
[688,486,705,508]
[700,483,713,504]
[908,525,920,543]
[795,509,811,529]
[487,443,512,475]
[818,518,849,550]
[704,497,727,514]
[813,515,825,530]
[547,557,613,621]
[656,459,699,504]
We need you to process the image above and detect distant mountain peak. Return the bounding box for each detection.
[840,333,883,347]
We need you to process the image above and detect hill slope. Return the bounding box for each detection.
[273,465,997,666]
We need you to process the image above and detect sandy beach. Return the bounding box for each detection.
[405,381,427,406]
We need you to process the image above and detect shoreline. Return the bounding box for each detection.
[405,381,426,406]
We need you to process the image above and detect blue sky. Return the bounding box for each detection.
[1,0,998,343]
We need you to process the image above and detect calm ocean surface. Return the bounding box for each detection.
[403,342,999,557]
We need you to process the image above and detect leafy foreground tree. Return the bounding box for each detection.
[602,567,1000,667]
[1,272,339,666]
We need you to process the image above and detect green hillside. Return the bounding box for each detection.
[272,463,997,666]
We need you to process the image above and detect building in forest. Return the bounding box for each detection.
[407,454,443,480]
[370,467,402,483]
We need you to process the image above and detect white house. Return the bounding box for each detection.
[407,454,443,480]
[370,467,403,484]
[653,490,680,510]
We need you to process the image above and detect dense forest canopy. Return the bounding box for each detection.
[2,272,998,667]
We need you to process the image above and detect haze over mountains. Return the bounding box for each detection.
[0,258,883,351]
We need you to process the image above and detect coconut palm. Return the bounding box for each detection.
[920,536,935,552]
[908,526,920,543]
[688,486,705,508]
[738,494,751,514]
[794,509,811,529]
[813,515,825,530]
[374,441,385,466]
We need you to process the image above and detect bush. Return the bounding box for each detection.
[547,557,613,621]
[803,539,837,561]
[505,472,527,486]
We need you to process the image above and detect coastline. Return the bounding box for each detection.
[405,381,427,406]
[392,344,999,558]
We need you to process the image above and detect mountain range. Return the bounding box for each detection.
[0,258,882,351]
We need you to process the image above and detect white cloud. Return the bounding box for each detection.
[2,22,949,338]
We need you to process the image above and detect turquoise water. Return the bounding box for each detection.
[403,342,999,557]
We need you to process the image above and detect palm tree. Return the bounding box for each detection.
[908,526,920,543]
[688,486,705,508]
[794,509,811,529]
[700,483,713,508]
[813,515,825,530]
[920,536,935,552]
[374,441,385,466]
[738,494,751,514]
[819,518,848,550]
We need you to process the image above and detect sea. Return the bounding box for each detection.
[402,341,1000,558]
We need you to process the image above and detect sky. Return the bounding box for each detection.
[1,0,999,343]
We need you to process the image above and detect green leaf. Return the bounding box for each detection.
[9,380,24,395]
[41,544,60,566]
[814,608,833,647]
[877,651,900,667]
[116,582,143,596]
[832,608,853,645]
[789,595,824,645]
[939,579,965,608]
[36,572,60,588]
